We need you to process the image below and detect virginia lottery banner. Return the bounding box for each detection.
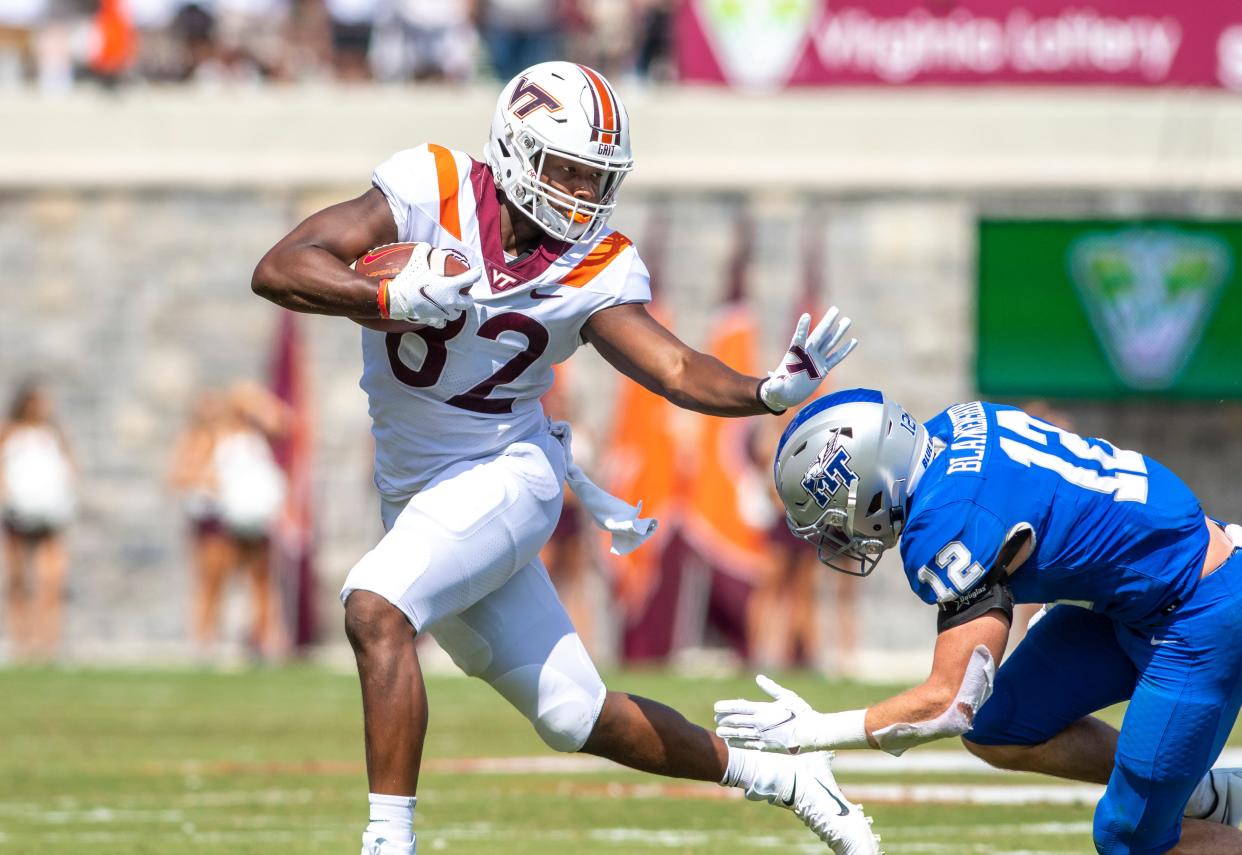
[678,0,1242,90]
[977,220,1242,399]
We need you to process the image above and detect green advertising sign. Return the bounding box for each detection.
[977,220,1242,399]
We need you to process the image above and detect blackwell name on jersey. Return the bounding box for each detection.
[944,401,988,475]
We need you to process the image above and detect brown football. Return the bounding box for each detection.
[351,243,471,332]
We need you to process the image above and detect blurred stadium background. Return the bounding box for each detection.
[3,1,1242,852]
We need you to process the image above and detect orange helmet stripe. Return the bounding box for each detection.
[427,143,461,240]
[561,232,631,289]
[579,65,618,146]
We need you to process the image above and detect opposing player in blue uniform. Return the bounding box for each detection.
[713,389,1242,854]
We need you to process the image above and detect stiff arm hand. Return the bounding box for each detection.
[715,675,866,754]
[759,308,857,413]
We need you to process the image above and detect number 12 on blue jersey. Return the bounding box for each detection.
[996,410,1148,504]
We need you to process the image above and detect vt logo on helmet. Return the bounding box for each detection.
[774,389,931,576]
[507,77,563,119]
[801,429,858,508]
[485,61,634,244]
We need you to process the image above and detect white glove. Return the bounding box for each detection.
[715,675,824,754]
[381,243,480,328]
[759,308,857,413]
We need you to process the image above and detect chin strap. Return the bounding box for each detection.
[871,645,997,757]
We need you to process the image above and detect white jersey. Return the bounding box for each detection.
[212,429,286,536]
[1,425,75,529]
[363,143,651,499]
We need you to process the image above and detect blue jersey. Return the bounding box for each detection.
[900,402,1210,626]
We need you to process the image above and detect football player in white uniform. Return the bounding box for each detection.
[253,62,879,855]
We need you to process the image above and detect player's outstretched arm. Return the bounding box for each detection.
[583,303,855,417]
[859,611,1009,753]
[715,611,1009,756]
[251,188,398,317]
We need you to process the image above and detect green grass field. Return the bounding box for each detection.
[5,664,1227,854]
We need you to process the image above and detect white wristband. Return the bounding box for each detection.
[807,708,871,751]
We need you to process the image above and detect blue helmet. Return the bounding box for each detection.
[774,389,933,576]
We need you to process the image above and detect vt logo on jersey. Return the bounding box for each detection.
[508,77,562,119]
[491,268,521,292]
[801,430,858,508]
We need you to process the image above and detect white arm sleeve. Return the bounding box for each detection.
[871,645,997,757]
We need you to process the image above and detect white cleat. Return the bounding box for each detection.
[361,831,415,855]
[1199,768,1242,827]
[754,752,883,854]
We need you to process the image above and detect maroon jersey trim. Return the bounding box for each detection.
[469,159,572,294]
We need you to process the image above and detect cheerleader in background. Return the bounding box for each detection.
[0,381,77,660]
[169,382,290,660]
[168,389,233,657]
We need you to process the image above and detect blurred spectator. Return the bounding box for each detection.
[568,0,670,82]
[324,0,380,80]
[212,0,292,81]
[0,380,77,660]
[86,0,136,86]
[168,382,290,659]
[1,0,678,87]
[631,0,672,81]
[129,0,189,80]
[371,0,476,83]
[566,0,630,80]
[168,2,217,80]
[475,0,562,81]
[0,0,48,88]
[168,389,231,656]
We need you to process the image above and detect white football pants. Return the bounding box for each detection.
[341,431,607,752]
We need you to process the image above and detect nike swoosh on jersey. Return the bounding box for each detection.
[1150,636,1179,645]
[529,288,562,300]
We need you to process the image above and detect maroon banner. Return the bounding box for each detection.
[677,0,1242,89]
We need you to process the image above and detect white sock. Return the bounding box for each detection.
[720,746,794,803]
[1185,772,1218,819]
[367,792,416,846]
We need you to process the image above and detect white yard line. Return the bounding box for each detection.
[846,783,1104,806]
[426,746,1242,777]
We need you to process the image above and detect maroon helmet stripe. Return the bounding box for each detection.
[597,74,622,144]
[579,66,602,143]
[579,65,619,145]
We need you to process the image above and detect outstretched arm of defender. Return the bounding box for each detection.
[715,610,1009,755]
[583,303,855,418]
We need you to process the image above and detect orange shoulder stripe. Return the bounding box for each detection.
[426,143,461,241]
[561,232,632,289]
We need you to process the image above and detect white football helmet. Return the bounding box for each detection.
[485,61,633,244]
[773,389,934,576]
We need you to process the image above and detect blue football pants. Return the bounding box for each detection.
[967,551,1242,854]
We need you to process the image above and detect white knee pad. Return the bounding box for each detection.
[491,648,607,753]
[430,561,607,753]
